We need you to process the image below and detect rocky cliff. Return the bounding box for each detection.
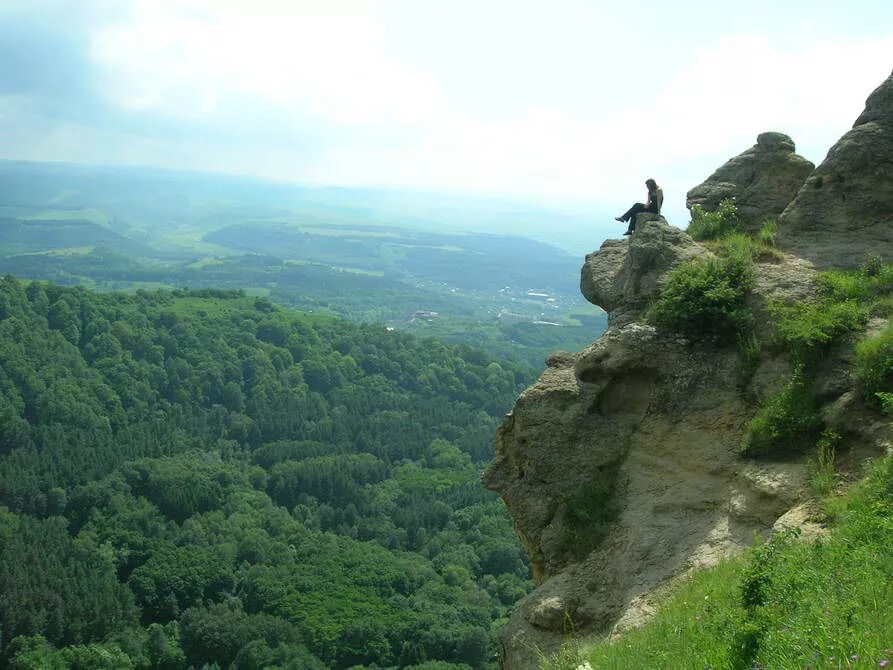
[777,70,893,269]
[686,131,814,233]
[484,70,893,669]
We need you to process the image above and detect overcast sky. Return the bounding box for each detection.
[1,0,892,225]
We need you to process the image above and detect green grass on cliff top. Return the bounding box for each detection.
[545,455,893,670]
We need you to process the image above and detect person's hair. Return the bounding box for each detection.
[645,178,658,191]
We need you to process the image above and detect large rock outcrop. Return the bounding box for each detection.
[485,75,893,668]
[484,223,823,668]
[777,69,893,269]
[487,238,887,668]
[686,132,814,232]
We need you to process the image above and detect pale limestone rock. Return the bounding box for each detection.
[777,69,893,268]
[772,502,829,541]
[487,226,867,669]
[489,81,893,666]
[486,281,815,667]
[686,131,814,232]
[580,218,710,322]
[525,594,577,631]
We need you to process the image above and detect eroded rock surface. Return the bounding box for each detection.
[488,229,884,669]
[686,132,814,232]
[487,73,893,670]
[777,69,893,269]
[580,218,710,324]
[486,249,818,669]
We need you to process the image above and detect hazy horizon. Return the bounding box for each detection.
[2,1,892,232]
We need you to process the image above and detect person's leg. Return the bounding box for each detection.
[616,202,646,224]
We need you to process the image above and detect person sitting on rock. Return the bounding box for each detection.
[615,178,663,235]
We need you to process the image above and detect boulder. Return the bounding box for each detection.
[580,217,710,321]
[686,132,814,232]
[777,69,893,269]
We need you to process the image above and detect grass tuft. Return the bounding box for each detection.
[756,219,778,248]
[736,332,761,390]
[855,320,893,407]
[807,430,840,496]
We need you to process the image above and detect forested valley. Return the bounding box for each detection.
[0,276,537,669]
[0,161,606,372]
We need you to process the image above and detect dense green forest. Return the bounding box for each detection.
[0,276,536,669]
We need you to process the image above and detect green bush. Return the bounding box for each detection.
[877,392,893,414]
[686,198,739,241]
[649,251,753,340]
[733,529,799,669]
[772,299,869,363]
[742,367,821,457]
[817,265,893,304]
[768,264,892,371]
[855,321,893,407]
[817,270,876,302]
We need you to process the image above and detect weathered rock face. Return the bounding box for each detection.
[777,69,893,269]
[487,73,893,669]
[485,245,819,668]
[488,242,891,667]
[686,132,814,232]
[580,217,710,323]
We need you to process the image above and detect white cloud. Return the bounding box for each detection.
[91,0,446,126]
[9,0,893,220]
[361,33,893,210]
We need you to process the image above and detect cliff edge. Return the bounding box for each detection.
[484,70,893,669]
